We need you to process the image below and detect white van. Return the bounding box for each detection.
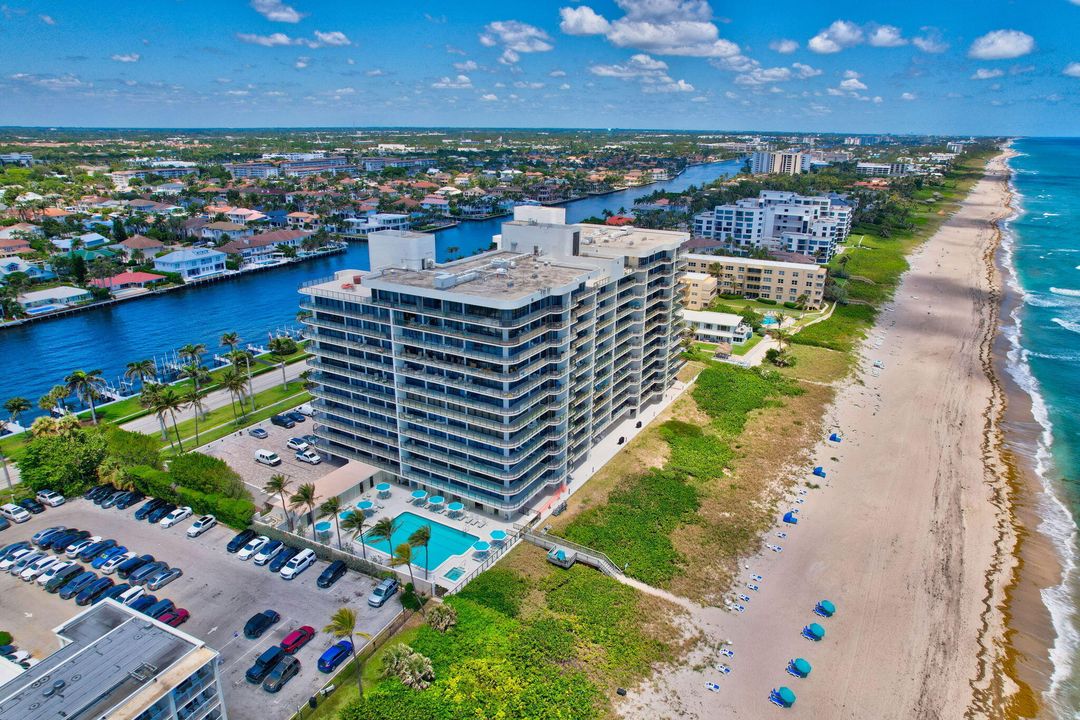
[279,548,316,580]
[294,403,314,417]
[0,503,31,523]
[254,449,282,467]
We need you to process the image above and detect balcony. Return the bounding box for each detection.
[372,298,568,329]
[398,316,569,347]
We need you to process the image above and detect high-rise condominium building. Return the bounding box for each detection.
[749,151,804,175]
[300,207,687,518]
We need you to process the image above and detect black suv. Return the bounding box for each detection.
[243,610,280,639]
[270,414,295,429]
[227,529,257,553]
[316,560,347,588]
[245,646,285,684]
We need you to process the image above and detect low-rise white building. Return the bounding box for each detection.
[18,285,92,309]
[154,247,227,281]
[681,309,754,345]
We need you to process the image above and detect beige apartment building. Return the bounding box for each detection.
[683,254,827,309]
[680,271,718,310]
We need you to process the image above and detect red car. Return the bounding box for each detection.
[157,608,190,627]
[280,626,315,654]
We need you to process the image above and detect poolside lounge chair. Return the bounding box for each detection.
[476,519,486,528]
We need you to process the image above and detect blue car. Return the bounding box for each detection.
[318,640,353,673]
[58,571,98,600]
[75,577,114,606]
[117,554,154,579]
[144,598,174,619]
[128,595,158,613]
[91,546,128,569]
[97,583,132,605]
[77,539,117,562]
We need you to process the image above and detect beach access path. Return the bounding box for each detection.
[619,153,1015,719]
[120,359,310,436]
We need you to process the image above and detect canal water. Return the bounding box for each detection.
[0,159,741,413]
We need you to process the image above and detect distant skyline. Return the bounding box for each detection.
[1,1,1078,135]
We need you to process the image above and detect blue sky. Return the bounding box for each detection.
[1,0,1078,134]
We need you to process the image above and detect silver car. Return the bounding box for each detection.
[145,566,184,591]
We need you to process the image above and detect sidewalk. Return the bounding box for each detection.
[121,360,310,436]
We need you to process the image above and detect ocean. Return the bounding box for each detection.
[1004,137,1080,717]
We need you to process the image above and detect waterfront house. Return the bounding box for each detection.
[200,221,253,242]
[116,234,166,260]
[154,247,227,281]
[51,232,109,251]
[341,213,409,236]
[0,223,43,241]
[225,208,267,225]
[18,285,92,310]
[218,229,312,265]
[89,270,166,292]
[681,309,754,345]
[286,211,320,229]
[0,258,55,283]
[0,237,33,256]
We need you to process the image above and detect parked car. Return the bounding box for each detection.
[294,403,314,417]
[92,487,117,506]
[252,539,283,566]
[32,526,67,547]
[246,646,285,684]
[99,490,127,509]
[248,427,269,439]
[128,595,158,613]
[316,560,347,589]
[128,561,168,586]
[285,437,309,452]
[159,506,193,528]
[0,541,31,560]
[367,578,400,608]
[227,529,257,553]
[295,449,321,465]
[100,551,137,575]
[35,490,65,507]
[187,515,217,538]
[263,656,300,693]
[279,549,316,580]
[254,449,281,467]
[268,546,299,573]
[0,503,31,524]
[302,434,319,446]
[285,411,307,424]
[244,610,281,639]
[0,548,34,572]
[145,567,183,591]
[66,536,102,558]
[280,626,315,654]
[37,560,74,586]
[0,516,9,532]
[49,530,89,552]
[77,539,117,562]
[17,498,45,515]
[58,571,98,600]
[117,554,154,579]
[147,503,177,524]
[157,608,190,627]
[115,491,145,510]
[117,585,147,606]
[269,414,295,429]
[91,546,129,570]
[84,485,111,501]
[134,498,167,521]
[144,599,175,619]
[44,564,84,592]
[20,555,60,581]
[318,640,353,673]
[97,583,132,605]
[75,577,114,606]
[9,551,45,576]
[238,536,270,561]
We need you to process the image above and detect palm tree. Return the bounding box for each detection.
[368,517,399,559]
[408,525,432,581]
[391,543,419,604]
[298,369,315,392]
[219,368,248,423]
[289,483,318,539]
[3,397,31,426]
[149,385,186,452]
[182,388,205,446]
[64,369,105,424]
[138,383,170,441]
[177,342,207,371]
[0,296,26,321]
[226,350,257,412]
[263,474,293,531]
[219,331,240,354]
[322,608,373,698]
[319,496,343,549]
[124,359,157,389]
[268,336,297,389]
[340,510,368,559]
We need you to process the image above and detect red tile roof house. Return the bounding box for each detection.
[218,229,313,265]
[89,271,166,292]
[0,237,33,256]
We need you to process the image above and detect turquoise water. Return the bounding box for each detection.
[362,511,479,571]
[443,567,465,581]
[1004,138,1080,716]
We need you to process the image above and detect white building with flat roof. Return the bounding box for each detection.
[681,309,753,345]
[300,206,687,517]
[683,253,827,308]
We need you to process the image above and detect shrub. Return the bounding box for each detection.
[0,631,11,646]
[126,464,177,502]
[427,604,458,633]
[105,427,162,469]
[783,301,799,309]
[454,568,528,617]
[168,452,247,498]
[175,486,254,529]
[17,428,107,496]
[757,297,777,305]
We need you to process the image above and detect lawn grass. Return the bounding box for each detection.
[731,332,763,355]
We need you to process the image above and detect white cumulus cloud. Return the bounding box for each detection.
[559,6,611,35]
[479,20,553,65]
[454,60,479,72]
[968,30,1035,60]
[808,20,864,54]
[1063,62,1080,78]
[111,53,140,63]
[913,27,949,53]
[432,74,473,89]
[971,68,1005,80]
[590,52,695,92]
[769,39,798,54]
[250,0,303,23]
[559,1,740,58]
[867,24,907,47]
[840,76,867,91]
[901,92,917,100]
[480,93,498,101]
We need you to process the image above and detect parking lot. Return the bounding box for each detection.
[0,498,400,718]
[199,413,344,503]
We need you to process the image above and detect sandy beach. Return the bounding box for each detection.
[620,151,1024,719]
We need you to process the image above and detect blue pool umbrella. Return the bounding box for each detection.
[489,529,507,542]
[338,510,355,522]
[778,687,796,706]
[814,600,836,617]
[788,658,812,678]
[357,500,374,514]
[783,511,798,525]
[376,482,391,492]
[428,495,446,507]
[472,541,490,553]
[813,466,827,478]
[447,501,464,512]
[803,623,826,641]
[411,489,428,502]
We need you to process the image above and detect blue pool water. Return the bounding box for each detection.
[444,567,465,581]
[362,511,478,571]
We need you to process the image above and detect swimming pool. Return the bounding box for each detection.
[363,512,479,571]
